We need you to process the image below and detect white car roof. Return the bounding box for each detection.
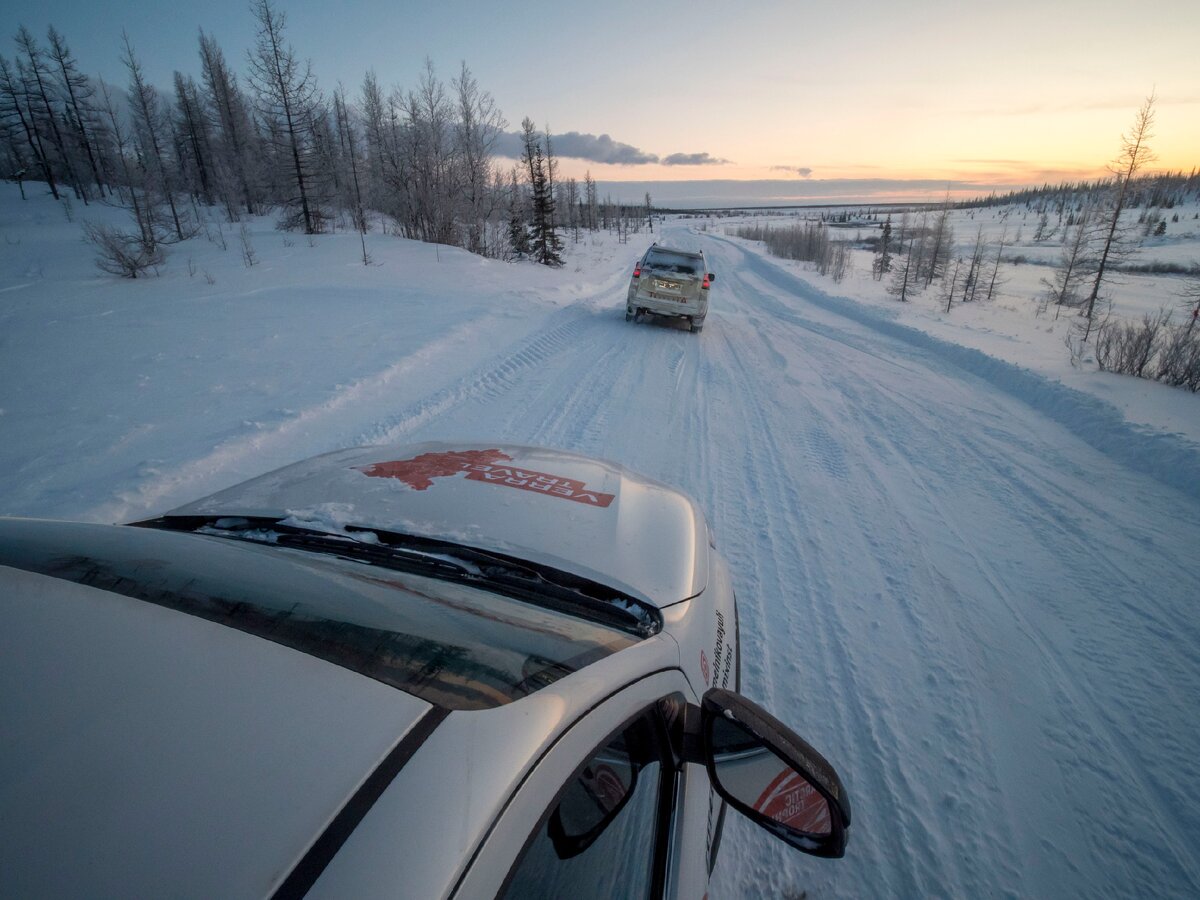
[164,442,710,608]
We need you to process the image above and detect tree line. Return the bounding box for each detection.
[0,2,644,275]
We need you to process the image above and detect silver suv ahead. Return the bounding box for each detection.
[626,245,715,333]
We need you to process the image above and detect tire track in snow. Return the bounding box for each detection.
[81,316,496,522]
[700,230,1200,898]
[850,384,1200,892]
[704,251,960,899]
[355,307,605,444]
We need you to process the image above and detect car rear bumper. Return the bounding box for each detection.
[629,292,708,319]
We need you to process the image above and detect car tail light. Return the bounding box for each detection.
[633,265,641,278]
[702,275,710,288]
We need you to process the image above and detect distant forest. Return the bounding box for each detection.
[959,171,1200,213]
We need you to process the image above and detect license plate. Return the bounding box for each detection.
[655,279,680,291]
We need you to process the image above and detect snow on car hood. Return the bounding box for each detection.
[162,443,709,607]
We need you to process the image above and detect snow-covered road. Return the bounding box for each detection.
[4,196,1199,896]
[686,232,1200,898]
[336,223,1200,898]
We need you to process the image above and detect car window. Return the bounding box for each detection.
[500,714,670,900]
[645,250,701,275]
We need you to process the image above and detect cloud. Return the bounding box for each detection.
[494,130,659,164]
[493,131,732,168]
[771,165,814,178]
[661,152,730,166]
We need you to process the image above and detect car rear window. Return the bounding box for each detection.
[0,519,643,711]
[645,250,702,275]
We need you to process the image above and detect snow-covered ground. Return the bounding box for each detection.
[717,202,1200,443]
[3,183,1200,898]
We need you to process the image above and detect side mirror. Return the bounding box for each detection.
[547,737,639,859]
[707,272,716,282]
[701,688,850,858]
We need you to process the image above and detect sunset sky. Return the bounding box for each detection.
[12,0,1200,198]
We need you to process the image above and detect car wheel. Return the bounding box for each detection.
[625,310,633,322]
[690,318,704,333]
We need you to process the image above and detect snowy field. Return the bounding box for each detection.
[3,183,1200,898]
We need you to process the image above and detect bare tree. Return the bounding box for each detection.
[1082,92,1157,339]
[908,210,930,290]
[888,237,917,302]
[1040,206,1095,316]
[923,199,953,287]
[399,59,456,243]
[173,71,214,205]
[333,84,369,263]
[943,255,963,313]
[15,27,85,201]
[46,26,107,196]
[584,170,597,231]
[961,225,986,302]
[1180,278,1200,336]
[358,69,388,209]
[983,224,1008,302]
[247,0,321,233]
[453,62,504,256]
[199,30,259,216]
[0,53,58,198]
[564,177,578,243]
[122,32,184,239]
[82,220,164,277]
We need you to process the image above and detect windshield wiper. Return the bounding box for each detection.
[131,515,662,638]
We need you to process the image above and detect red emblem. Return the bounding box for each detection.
[356,449,616,508]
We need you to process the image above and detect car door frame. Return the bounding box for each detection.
[450,668,699,900]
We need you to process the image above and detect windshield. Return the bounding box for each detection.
[0,518,646,710]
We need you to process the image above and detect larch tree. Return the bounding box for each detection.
[584,170,597,231]
[15,26,85,202]
[961,225,986,302]
[122,31,184,239]
[46,26,107,196]
[1041,205,1095,316]
[888,236,917,302]
[358,69,387,209]
[247,0,321,233]
[983,225,1008,302]
[199,30,260,217]
[1082,93,1157,339]
[0,52,59,198]
[173,71,215,206]
[333,84,370,264]
[923,199,953,287]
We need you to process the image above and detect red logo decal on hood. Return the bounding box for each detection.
[356,449,616,508]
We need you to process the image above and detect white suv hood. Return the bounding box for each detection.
[164,443,709,607]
